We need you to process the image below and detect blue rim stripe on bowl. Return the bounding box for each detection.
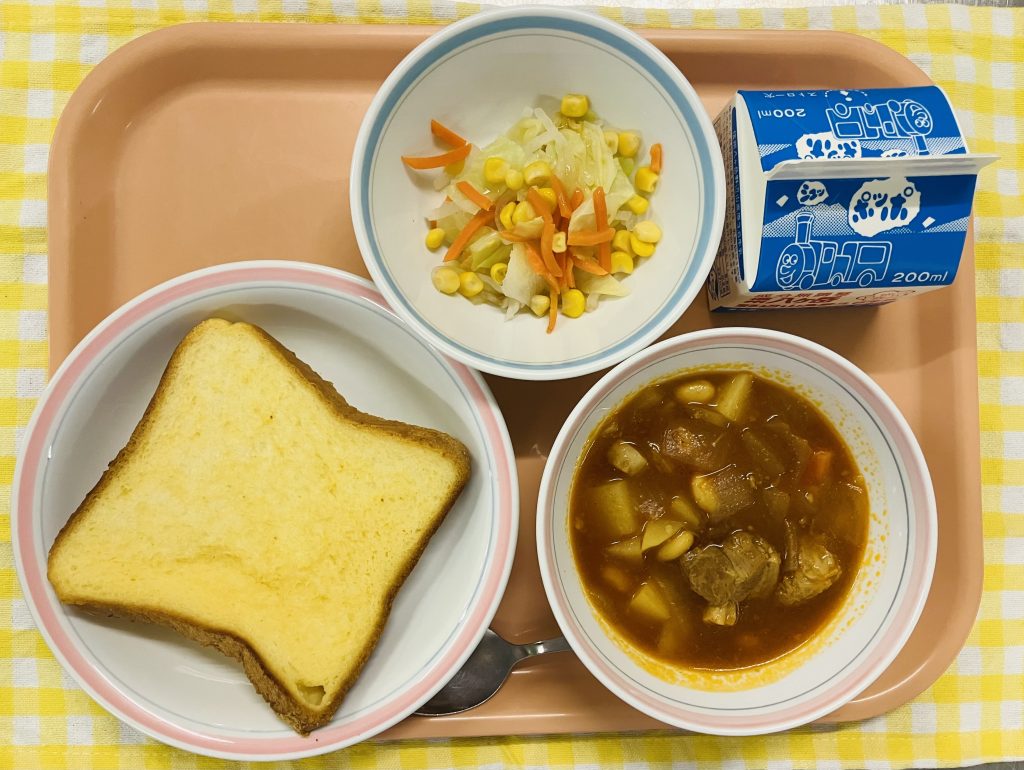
[359,13,720,373]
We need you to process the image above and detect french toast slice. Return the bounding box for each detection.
[47,318,471,733]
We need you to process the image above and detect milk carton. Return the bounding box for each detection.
[708,87,995,310]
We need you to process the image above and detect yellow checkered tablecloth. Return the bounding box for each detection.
[1,2,1022,768]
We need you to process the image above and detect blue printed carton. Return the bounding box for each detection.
[708,87,995,310]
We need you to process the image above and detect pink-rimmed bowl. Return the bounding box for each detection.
[12,261,518,760]
[537,327,936,735]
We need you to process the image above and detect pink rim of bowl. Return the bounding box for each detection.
[11,261,518,760]
[536,327,937,736]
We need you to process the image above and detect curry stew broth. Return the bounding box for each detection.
[569,371,869,670]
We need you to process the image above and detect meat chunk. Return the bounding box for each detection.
[726,530,781,600]
[681,544,735,606]
[776,531,842,606]
[662,423,722,471]
[682,531,781,625]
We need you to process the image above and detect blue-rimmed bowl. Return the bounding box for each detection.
[350,7,725,381]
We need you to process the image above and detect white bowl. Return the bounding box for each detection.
[12,262,518,760]
[537,327,936,735]
[350,7,725,380]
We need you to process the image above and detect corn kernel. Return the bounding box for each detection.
[634,220,662,244]
[425,227,446,251]
[561,289,586,318]
[536,187,557,210]
[625,195,649,215]
[603,130,619,155]
[505,168,524,191]
[458,271,484,298]
[618,131,641,158]
[529,294,551,317]
[551,231,567,253]
[484,157,509,185]
[490,262,508,284]
[523,160,552,186]
[612,229,633,255]
[610,251,634,275]
[444,159,465,176]
[561,93,590,119]
[512,200,536,224]
[499,201,516,230]
[432,267,460,295]
[635,166,659,193]
[630,233,656,258]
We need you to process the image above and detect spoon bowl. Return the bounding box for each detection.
[415,630,569,717]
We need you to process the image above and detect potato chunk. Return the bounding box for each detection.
[629,582,672,622]
[715,372,753,422]
[590,480,640,538]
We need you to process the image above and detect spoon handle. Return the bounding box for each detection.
[515,636,570,660]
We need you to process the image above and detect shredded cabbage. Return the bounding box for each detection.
[406,96,662,332]
[502,243,547,306]
[576,271,630,297]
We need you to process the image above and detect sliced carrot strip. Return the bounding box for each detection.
[571,253,608,275]
[540,222,562,277]
[549,176,572,219]
[527,187,553,224]
[526,243,561,295]
[456,180,493,211]
[570,188,584,210]
[402,143,472,170]
[565,255,575,289]
[650,142,663,174]
[444,209,493,262]
[523,242,546,274]
[567,228,615,247]
[803,450,834,485]
[547,288,558,334]
[593,186,608,229]
[543,272,560,295]
[430,119,467,147]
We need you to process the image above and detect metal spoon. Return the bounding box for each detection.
[415,629,570,716]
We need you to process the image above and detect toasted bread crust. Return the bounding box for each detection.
[47,318,472,734]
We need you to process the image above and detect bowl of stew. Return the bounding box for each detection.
[536,327,936,735]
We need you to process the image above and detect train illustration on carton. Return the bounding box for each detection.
[708,87,993,309]
[775,211,892,290]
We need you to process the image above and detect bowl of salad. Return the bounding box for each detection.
[351,7,725,380]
